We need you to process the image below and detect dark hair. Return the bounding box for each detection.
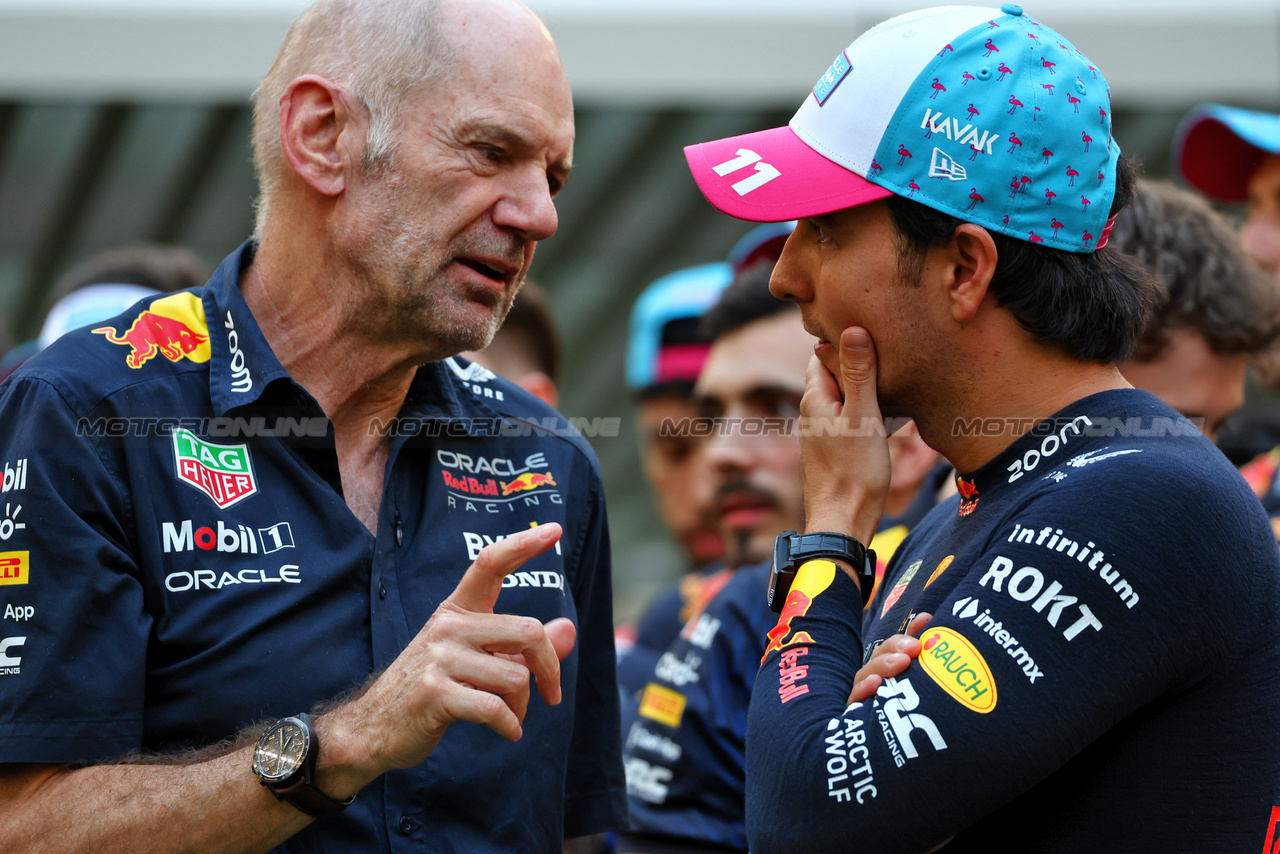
[498,280,561,381]
[50,243,208,306]
[1107,179,1280,360]
[884,154,1159,364]
[700,260,796,341]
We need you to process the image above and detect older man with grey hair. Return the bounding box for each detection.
[0,1,625,852]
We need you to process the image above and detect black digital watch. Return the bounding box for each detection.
[768,530,876,612]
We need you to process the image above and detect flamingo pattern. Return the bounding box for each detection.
[863,7,1116,253]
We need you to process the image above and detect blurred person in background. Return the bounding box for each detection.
[1176,104,1280,284]
[1110,179,1280,445]
[615,224,798,705]
[0,242,207,381]
[0,0,626,851]
[614,262,732,699]
[462,280,561,406]
[619,262,946,854]
[1176,104,1280,463]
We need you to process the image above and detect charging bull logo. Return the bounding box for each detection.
[763,560,836,659]
[94,293,212,369]
[500,471,556,496]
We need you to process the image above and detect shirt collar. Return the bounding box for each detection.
[202,240,468,423]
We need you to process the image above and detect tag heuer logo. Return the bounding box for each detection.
[172,428,258,509]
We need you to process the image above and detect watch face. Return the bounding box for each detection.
[254,719,309,783]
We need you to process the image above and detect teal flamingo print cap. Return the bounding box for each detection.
[685,5,1120,253]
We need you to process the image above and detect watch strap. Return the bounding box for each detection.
[785,531,876,607]
[271,775,355,818]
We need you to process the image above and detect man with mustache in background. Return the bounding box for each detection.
[620,263,944,854]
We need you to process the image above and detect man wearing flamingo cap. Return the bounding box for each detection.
[684,5,1280,851]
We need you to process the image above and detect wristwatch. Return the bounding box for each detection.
[252,712,354,818]
[769,530,876,612]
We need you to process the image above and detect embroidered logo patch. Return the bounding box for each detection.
[813,50,852,105]
[172,428,258,509]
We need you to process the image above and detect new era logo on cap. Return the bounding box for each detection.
[929,148,968,182]
[685,4,1119,252]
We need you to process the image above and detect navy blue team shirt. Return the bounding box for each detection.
[0,242,626,853]
[747,389,1280,852]
[619,469,948,852]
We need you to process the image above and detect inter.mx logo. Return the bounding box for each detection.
[713,149,781,196]
[172,428,257,509]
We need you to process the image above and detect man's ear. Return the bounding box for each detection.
[947,223,998,323]
[278,74,364,198]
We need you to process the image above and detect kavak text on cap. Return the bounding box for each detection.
[685,4,1120,253]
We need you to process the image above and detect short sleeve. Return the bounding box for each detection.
[0,375,148,763]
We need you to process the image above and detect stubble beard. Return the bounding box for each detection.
[358,180,525,361]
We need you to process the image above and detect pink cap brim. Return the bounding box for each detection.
[685,125,893,222]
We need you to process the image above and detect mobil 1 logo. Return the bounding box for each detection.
[163,520,295,555]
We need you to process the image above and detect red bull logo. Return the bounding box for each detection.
[762,560,836,659]
[500,471,557,496]
[93,293,212,370]
[957,476,980,517]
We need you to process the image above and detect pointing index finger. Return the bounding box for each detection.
[445,523,562,614]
